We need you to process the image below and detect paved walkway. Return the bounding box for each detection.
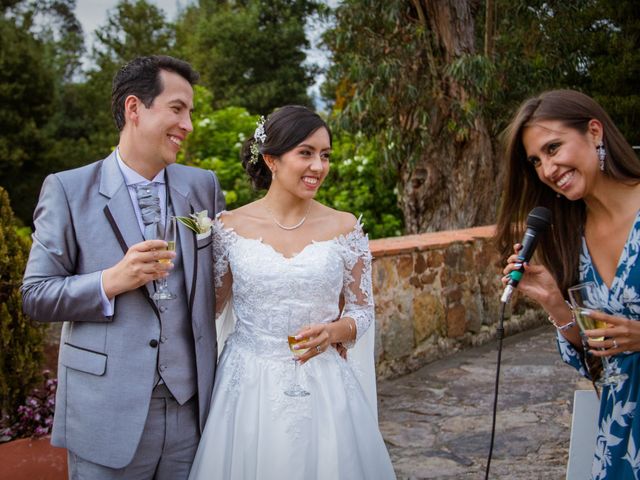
[378,325,593,479]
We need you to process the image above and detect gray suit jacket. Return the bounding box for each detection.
[22,152,225,468]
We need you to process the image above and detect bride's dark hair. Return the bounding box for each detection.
[241,105,332,190]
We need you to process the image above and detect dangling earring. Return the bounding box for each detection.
[272,170,277,179]
[596,141,606,172]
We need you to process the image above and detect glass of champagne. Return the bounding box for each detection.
[152,216,177,301]
[568,281,628,386]
[285,310,310,397]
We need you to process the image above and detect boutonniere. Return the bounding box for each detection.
[175,210,213,235]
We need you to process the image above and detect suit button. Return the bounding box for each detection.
[159,306,167,313]
[149,339,159,348]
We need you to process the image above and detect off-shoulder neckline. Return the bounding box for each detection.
[214,211,365,260]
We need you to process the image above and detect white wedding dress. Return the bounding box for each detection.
[188,215,396,479]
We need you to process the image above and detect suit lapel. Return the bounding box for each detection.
[166,171,197,314]
[100,153,159,314]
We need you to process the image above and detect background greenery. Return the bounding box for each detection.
[2,0,638,235]
[322,0,640,232]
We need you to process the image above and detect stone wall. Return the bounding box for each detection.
[370,225,545,379]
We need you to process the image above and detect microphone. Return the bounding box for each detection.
[500,206,552,304]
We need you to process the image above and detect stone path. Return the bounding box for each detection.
[378,325,593,479]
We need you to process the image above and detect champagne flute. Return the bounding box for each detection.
[568,282,628,386]
[285,310,310,397]
[152,216,177,301]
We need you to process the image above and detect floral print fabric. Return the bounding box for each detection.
[558,212,640,479]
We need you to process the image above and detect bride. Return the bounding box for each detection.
[188,105,396,479]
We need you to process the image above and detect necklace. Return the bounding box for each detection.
[265,201,311,231]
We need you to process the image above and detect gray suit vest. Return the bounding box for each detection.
[154,224,197,404]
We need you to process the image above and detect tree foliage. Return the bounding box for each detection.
[179,86,261,210]
[175,0,322,114]
[92,0,175,70]
[323,0,640,233]
[2,0,638,236]
[71,0,176,162]
[0,12,55,224]
[574,0,640,145]
[324,1,497,233]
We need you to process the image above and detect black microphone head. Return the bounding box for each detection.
[526,206,552,232]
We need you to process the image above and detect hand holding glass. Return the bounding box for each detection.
[152,216,176,301]
[568,282,627,386]
[285,310,310,397]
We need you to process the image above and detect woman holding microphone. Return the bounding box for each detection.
[496,89,640,478]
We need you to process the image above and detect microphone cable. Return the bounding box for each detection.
[485,206,551,478]
[485,300,507,479]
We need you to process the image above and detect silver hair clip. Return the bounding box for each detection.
[249,116,267,165]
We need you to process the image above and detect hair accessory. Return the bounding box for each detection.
[596,141,606,171]
[249,116,267,165]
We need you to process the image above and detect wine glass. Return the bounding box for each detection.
[152,216,177,301]
[285,309,310,397]
[568,282,628,386]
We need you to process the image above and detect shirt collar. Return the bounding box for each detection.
[115,148,166,186]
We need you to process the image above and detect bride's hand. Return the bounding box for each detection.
[293,323,335,364]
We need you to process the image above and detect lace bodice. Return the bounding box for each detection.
[212,214,374,348]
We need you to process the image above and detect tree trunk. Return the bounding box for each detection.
[400,0,497,233]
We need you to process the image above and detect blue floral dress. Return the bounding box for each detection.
[558,214,640,479]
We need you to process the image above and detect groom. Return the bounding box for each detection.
[22,55,224,478]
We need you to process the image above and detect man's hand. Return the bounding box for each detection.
[102,240,175,298]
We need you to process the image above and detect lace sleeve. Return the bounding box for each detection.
[212,214,235,317]
[338,219,374,347]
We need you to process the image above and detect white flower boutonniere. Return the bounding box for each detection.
[175,210,213,235]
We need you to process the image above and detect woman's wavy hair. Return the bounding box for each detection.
[241,105,331,190]
[495,89,640,295]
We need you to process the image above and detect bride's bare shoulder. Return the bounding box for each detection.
[218,202,264,230]
[315,203,358,237]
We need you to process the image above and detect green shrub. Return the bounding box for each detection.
[316,131,404,239]
[179,86,262,210]
[0,187,45,426]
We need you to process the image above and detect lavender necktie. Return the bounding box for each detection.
[135,183,161,240]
